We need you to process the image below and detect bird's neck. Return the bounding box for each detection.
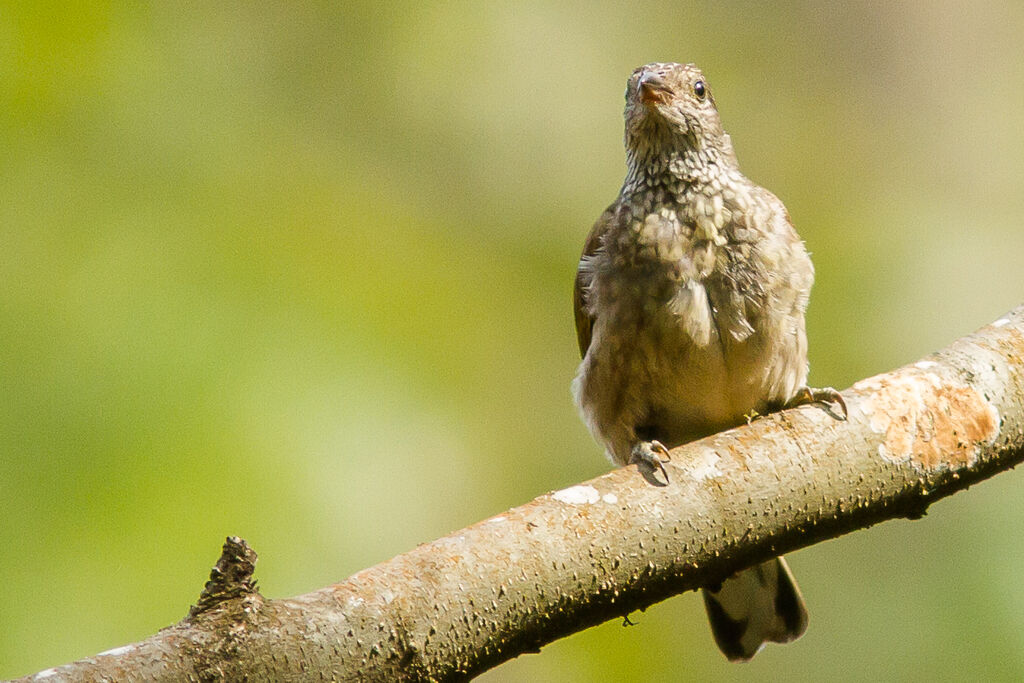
[623,144,733,203]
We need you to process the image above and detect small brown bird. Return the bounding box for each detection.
[572,62,843,661]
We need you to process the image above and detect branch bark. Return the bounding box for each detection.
[21,306,1024,682]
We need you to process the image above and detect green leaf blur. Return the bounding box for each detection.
[2,3,1024,680]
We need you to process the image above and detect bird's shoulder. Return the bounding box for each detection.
[573,204,619,358]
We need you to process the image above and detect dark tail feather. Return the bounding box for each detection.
[702,557,808,661]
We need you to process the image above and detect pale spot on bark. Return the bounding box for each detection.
[854,370,999,469]
[685,446,723,481]
[552,485,601,505]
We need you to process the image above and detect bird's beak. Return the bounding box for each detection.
[638,71,671,106]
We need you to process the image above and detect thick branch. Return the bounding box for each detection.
[22,306,1024,682]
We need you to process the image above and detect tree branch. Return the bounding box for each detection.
[21,306,1024,682]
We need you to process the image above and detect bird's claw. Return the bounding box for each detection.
[630,440,671,483]
[788,386,847,420]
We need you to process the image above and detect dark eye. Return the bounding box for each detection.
[693,80,707,100]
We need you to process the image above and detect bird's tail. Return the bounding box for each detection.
[701,557,808,661]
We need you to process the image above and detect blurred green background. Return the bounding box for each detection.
[3,2,1024,680]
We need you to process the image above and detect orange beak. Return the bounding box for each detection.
[638,71,671,106]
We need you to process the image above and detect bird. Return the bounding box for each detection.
[571,62,844,661]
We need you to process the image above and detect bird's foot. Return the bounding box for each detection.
[787,386,848,420]
[630,440,671,484]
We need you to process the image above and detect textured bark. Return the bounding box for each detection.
[21,306,1024,682]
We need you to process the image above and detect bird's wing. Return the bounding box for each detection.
[574,206,615,359]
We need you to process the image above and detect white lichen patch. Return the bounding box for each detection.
[854,369,999,469]
[684,446,723,481]
[552,485,601,505]
[602,493,619,504]
[914,360,938,370]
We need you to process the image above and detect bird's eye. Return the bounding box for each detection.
[693,80,707,100]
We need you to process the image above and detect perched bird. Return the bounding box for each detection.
[572,62,844,661]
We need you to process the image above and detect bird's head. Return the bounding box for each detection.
[623,62,731,165]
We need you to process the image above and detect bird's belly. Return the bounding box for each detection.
[586,304,790,447]
[627,322,751,443]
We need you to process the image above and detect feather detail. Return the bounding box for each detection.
[702,558,808,662]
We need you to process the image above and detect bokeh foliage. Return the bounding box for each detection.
[2,3,1024,680]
